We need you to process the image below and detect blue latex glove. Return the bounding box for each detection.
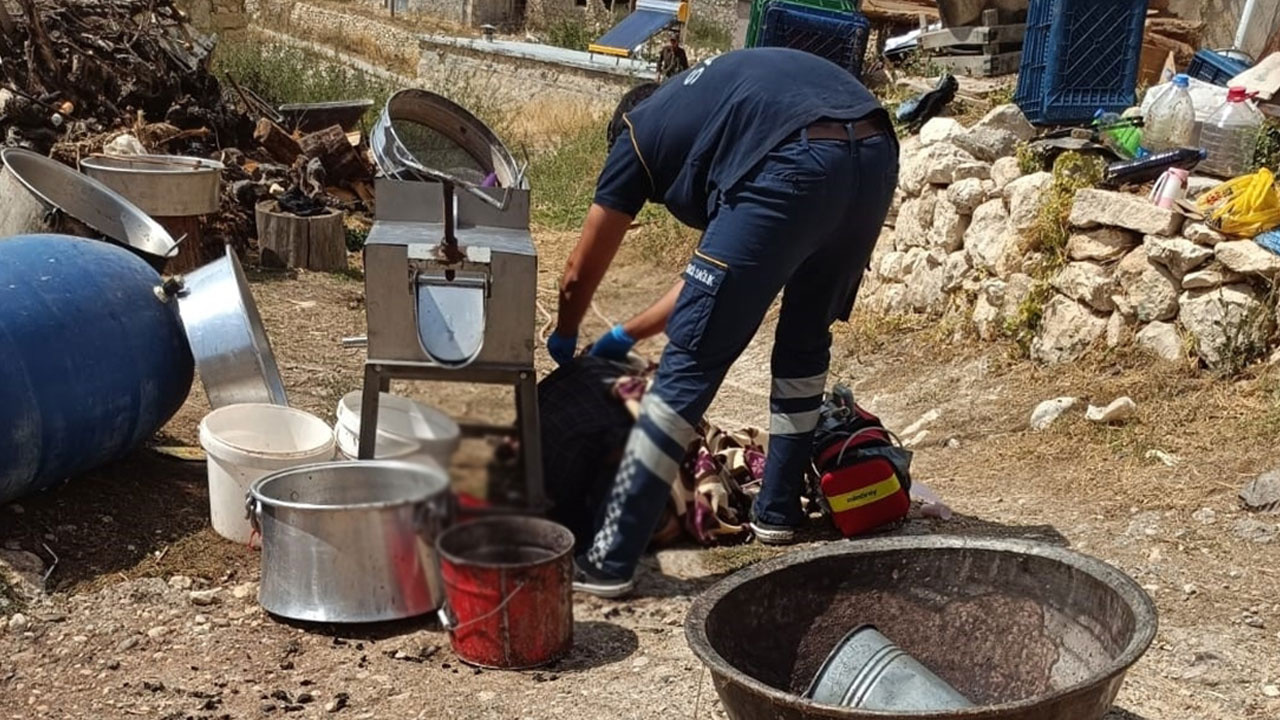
[588,325,636,361]
[547,332,577,366]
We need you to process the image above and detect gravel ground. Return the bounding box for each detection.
[3,241,1280,719]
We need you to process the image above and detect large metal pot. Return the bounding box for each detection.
[248,460,452,623]
[171,245,288,408]
[79,154,224,217]
[0,148,177,267]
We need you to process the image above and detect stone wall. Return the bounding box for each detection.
[861,107,1280,372]
[177,0,248,30]
[249,0,427,72]
[418,36,647,105]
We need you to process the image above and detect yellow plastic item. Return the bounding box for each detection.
[1196,168,1280,238]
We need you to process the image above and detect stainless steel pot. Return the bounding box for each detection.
[0,147,177,265]
[171,245,288,408]
[80,154,224,217]
[248,460,452,623]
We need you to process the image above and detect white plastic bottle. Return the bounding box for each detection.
[1199,87,1263,178]
[1143,74,1196,153]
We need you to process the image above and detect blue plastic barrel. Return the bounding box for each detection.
[0,235,194,504]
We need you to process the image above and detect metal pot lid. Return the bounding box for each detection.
[371,89,524,190]
[174,245,288,408]
[0,147,178,260]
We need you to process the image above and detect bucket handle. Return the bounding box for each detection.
[437,581,526,633]
[245,493,262,534]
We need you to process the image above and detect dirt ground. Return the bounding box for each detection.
[3,228,1280,720]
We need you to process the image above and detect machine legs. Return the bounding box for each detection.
[357,362,545,511]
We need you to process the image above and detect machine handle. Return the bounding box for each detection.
[342,335,368,348]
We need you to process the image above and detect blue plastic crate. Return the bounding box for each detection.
[1015,0,1150,125]
[756,2,871,79]
[1187,50,1250,87]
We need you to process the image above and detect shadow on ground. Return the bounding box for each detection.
[0,449,257,593]
[1105,709,1152,720]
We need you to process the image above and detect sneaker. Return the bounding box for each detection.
[572,560,635,599]
[750,519,801,546]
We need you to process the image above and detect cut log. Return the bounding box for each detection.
[299,124,367,185]
[1146,33,1195,70]
[155,215,206,275]
[1145,17,1204,48]
[254,118,303,165]
[255,200,347,272]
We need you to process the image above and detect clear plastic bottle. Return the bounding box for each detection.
[1200,87,1263,178]
[1143,74,1196,153]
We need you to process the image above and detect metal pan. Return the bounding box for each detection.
[172,245,288,408]
[0,148,178,266]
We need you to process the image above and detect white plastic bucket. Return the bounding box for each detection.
[335,391,460,469]
[198,403,335,544]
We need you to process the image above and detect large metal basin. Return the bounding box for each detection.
[0,148,177,265]
[80,154,224,217]
[686,537,1157,720]
[249,460,452,623]
[173,245,287,408]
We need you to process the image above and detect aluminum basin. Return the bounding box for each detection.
[685,537,1157,720]
[80,154,224,217]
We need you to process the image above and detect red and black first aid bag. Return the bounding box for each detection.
[809,386,913,537]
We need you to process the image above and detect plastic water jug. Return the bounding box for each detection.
[1143,74,1196,153]
[1200,87,1262,179]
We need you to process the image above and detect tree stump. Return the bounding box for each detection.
[254,200,347,272]
[156,215,206,275]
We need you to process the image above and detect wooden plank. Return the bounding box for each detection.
[931,50,1021,77]
[1230,52,1280,102]
[920,23,1024,49]
[861,0,939,24]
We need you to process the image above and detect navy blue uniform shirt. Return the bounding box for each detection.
[594,47,883,230]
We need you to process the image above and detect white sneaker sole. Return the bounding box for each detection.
[572,578,636,599]
[750,521,798,546]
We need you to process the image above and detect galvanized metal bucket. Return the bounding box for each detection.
[806,625,974,711]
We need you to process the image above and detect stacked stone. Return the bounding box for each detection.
[863,104,1279,370]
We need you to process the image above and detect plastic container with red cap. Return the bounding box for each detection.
[1200,86,1263,179]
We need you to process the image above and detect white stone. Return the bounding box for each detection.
[900,143,975,192]
[942,251,972,292]
[189,589,219,607]
[1145,236,1213,277]
[878,251,907,282]
[1067,227,1139,262]
[964,199,1015,274]
[1184,222,1227,247]
[1215,240,1280,278]
[6,612,29,633]
[146,626,169,639]
[894,188,938,249]
[1179,284,1275,370]
[1191,507,1216,523]
[104,134,144,156]
[1085,396,1137,424]
[952,162,991,182]
[952,104,1035,161]
[1106,312,1134,348]
[901,409,941,437]
[1051,262,1115,312]
[1135,321,1184,362]
[1031,296,1108,364]
[1030,397,1078,431]
[972,279,1005,341]
[1004,172,1053,235]
[946,178,986,214]
[990,156,1022,192]
[1001,273,1034,321]
[902,246,929,277]
[876,284,910,315]
[167,575,193,590]
[919,117,964,146]
[1114,248,1179,322]
[1185,175,1221,200]
[1181,262,1244,290]
[1069,188,1184,236]
[905,255,947,315]
[929,197,969,252]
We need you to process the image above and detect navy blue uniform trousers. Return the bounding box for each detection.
[584,126,900,580]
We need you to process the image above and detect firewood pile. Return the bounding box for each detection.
[0,0,375,258]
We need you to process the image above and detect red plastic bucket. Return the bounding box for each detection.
[436,516,574,669]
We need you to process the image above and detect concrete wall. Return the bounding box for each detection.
[178,0,248,30]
